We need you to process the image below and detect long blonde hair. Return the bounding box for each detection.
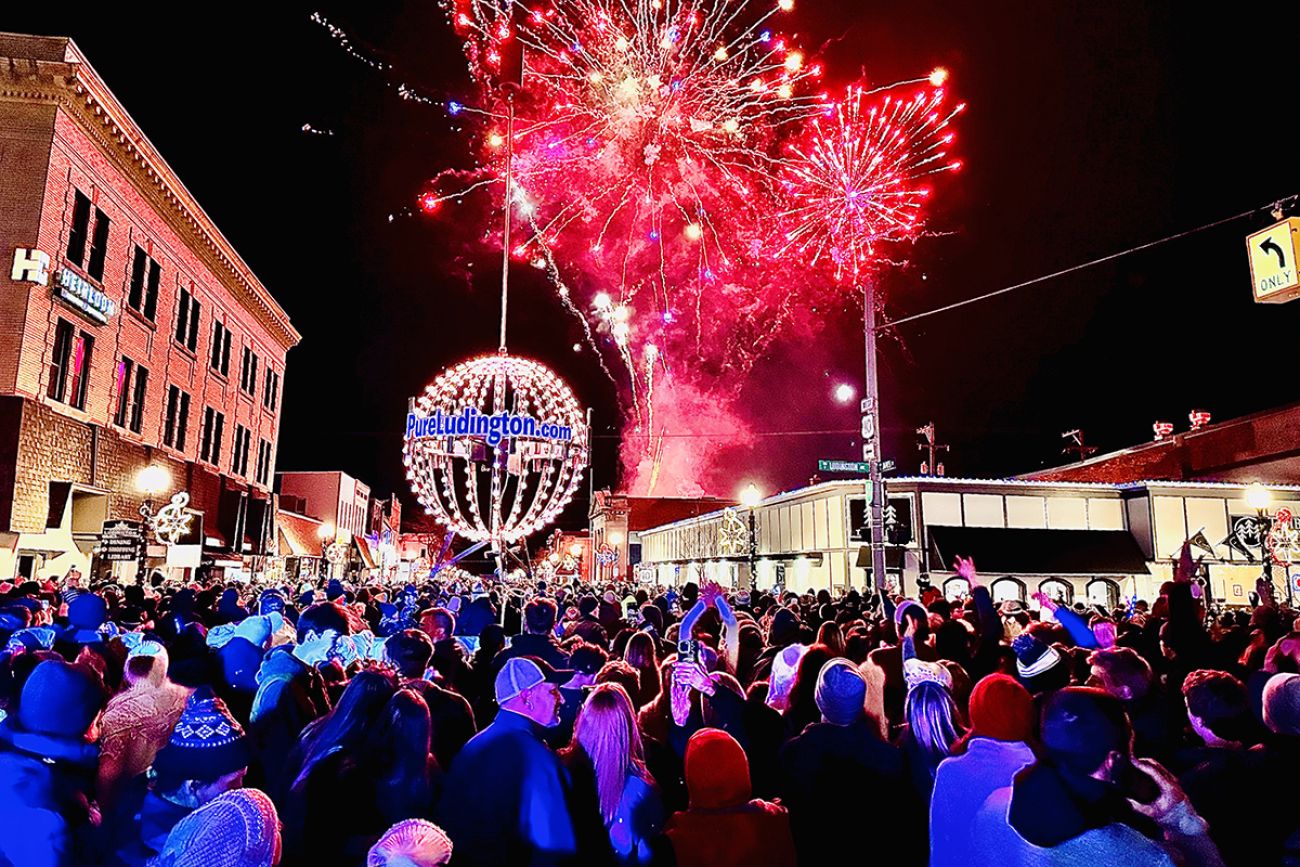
[567,684,647,823]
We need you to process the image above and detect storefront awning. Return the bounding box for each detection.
[354,534,376,569]
[277,512,324,558]
[854,547,908,569]
[928,526,1150,576]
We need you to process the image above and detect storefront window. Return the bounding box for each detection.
[991,577,1025,603]
[1040,579,1074,605]
[1087,579,1121,610]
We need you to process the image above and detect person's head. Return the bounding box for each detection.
[418,607,456,642]
[595,660,641,699]
[895,600,930,640]
[13,658,105,743]
[787,643,834,714]
[296,600,352,642]
[1011,633,1070,695]
[385,629,435,680]
[524,598,558,635]
[904,680,963,763]
[623,631,658,672]
[297,668,399,782]
[965,673,1035,744]
[124,650,169,689]
[567,641,608,686]
[1039,686,1133,780]
[150,788,281,867]
[496,657,563,726]
[815,621,845,656]
[1088,646,1153,702]
[578,595,599,618]
[1262,673,1300,737]
[569,684,646,822]
[683,728,750,810]
[367,819,453,867]
[814,658,866,726]
[152,689,251,805]
[1182,669,1253,747]
[371,689,432,774]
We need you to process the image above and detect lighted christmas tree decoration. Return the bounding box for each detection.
[403,354,590,547]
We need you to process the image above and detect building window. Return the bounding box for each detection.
[990,577,1026,604]
[127,246,161,322]
[255,439,272,485]
[262,369,280,412]
[1086,579,1121,610]
[163,385,191,451]
[1039,579,1074,606]
[210,319,232,376]
[240,346,258,396]
[113,358,135,427]
[129,364,149,434]
[200,407,225,464]
[174,285,200,352]
[943,578,970,601]
[47,319,93,410]
[66,190,111,281]
[232,424,251,477]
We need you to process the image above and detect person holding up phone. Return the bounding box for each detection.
[970,687,1224,867]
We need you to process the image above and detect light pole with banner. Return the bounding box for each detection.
[739,483,762,593]
[862,278,887,593]
[135,464,171,583]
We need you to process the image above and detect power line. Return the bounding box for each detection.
[883,195,1297,330]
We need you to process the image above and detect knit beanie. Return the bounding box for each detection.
[1012,633,1066,693]
[1039,687,1129,774]
[258,590,286,616]
[1263,673,1300,736]
[969,674,1035,742]
[815,658,866,725]
[68,593,107,630]
[206,623,239,649]
[150,788,279,867]
[326,579,345,601]
[152,688,251,784]
[17,659,105,738]
[367,819,454,867]
[766,642,809,711]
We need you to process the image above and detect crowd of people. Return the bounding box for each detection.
[0,554,1297,866]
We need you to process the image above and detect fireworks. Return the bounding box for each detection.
[776,84,965,283]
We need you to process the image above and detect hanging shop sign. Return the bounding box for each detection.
[99,519,144,562]
[11,248,51,285]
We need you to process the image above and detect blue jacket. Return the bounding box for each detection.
[438,709,578,866]
[930,737,1035,867]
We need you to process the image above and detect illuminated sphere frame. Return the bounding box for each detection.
[404,353,590,547]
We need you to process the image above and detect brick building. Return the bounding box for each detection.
[0,34,299,582]
[277,471,376,575]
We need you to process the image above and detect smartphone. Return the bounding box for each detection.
[677,637,701,665]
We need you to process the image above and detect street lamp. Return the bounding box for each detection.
[317,521,335,580]
[739,483,762,592]
[135,464,171,582]
[1245,484,1282,604]
[833,383,856,404]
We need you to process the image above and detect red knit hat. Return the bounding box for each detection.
[969,674,1035,742]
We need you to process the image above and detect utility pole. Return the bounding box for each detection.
[863,278,887,593]
[1062,429,1098,462]
[916,422,950,476]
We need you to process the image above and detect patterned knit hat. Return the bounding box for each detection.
[367,819,453,867]
[150,788,280,867]
[1012,633,1066,693]
[152,688,250,784]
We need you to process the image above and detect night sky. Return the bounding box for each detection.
[7,2,1300,532]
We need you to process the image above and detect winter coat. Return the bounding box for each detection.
[0,723,98,867]
[248,649,326,800]
[778,719,909,865]
[96,680,191,812]
[437,709,578,866]
[665,729,795,867]
[566,756,665,866]
[401,679,478,770]
[929,737,1035,867]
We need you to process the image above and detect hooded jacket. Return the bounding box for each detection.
[665,729,796,867]
[929,737,1035,867]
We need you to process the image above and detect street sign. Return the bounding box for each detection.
[881,459,896,473]
[1247,218,1300,304]
[99,519,144,562]
[819,459,870,473]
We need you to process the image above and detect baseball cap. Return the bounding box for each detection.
[495,657,570,703]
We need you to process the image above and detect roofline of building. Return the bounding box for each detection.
[0,32,301,351]
[634,476,1300,535]
[1019,400,1300,480]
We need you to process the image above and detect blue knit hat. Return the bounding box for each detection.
[815,658,866,725]
[68,593,107,630]
[152,688,250,784]
[16,659,105,738]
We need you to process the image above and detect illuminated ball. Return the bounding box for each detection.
[403,354,589,545]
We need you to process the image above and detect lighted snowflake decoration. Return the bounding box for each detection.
[596,544,618,566]
[404,353,589,547]
[1269,508,1300,565]
[325,542,349,565]
[148,492,195,545]
[717,507,749,555]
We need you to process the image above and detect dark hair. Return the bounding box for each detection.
[595,660,642,702]
[524,598,558,634]
[385,629,434,679]
[569,640,609,676]
[419,607,456,638]
[292,668,398,791]
[368,688,436,822]
[296,601,352,643]
[1089,647,1153,700]
[1182,669,1256,745]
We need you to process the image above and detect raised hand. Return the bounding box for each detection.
[952,556,980,587]
[1031,591,1058,613]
